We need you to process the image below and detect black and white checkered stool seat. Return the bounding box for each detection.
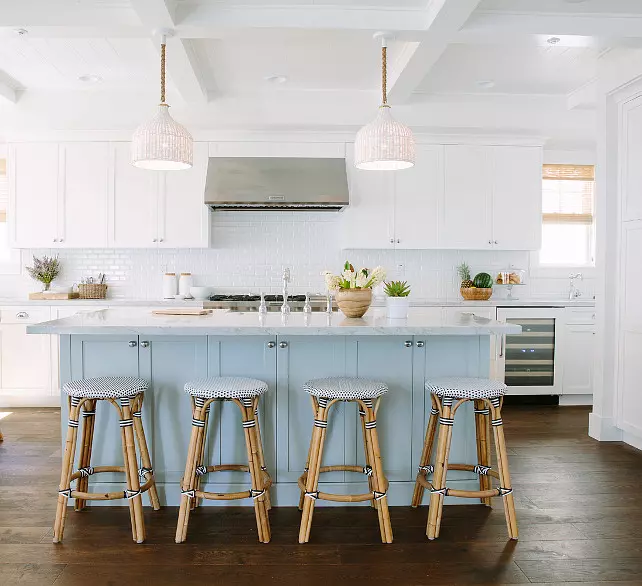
[62,376,149,399]
[425,377,507,399]
[303,377,388,400]
[184,377,268,399]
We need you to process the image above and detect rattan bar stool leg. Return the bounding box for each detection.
[490,400,518,540]
[411,394,439,508]
[299,399,329,544]
[53,397,84,543]
[298,395,316,512]
[426,399,454,540]
[175,400,208,544]
[363,401,393,544]
[359,406,377,510]
[237,398,270,543]
[474,399,492,506]
[191,398,210,511]
[75,399,97,511]
[253,400,271,511]
[131,393,160,511]
[119,398,145,543]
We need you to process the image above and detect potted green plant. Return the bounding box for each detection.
[322,261,386,318]
[384,280,411,319]
[26,255,61,292]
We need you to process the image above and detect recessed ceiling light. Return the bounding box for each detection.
[78,74,103,84]
[14,28,28,36]
[547,36,561,44]
[476,80,495,89]
[264,75,288,84]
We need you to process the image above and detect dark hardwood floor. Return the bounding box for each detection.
[1,405,642,585]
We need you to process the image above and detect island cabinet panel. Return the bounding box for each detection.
[68,335,142,483]
[204,336,277,488]
[275,336,349,484]
[138,336,208,485]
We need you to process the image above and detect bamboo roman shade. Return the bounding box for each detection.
[542,164,594,225]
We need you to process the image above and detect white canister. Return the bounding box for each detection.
[178,273,194,298]
[163,273,177,299]
[386,296,410,319]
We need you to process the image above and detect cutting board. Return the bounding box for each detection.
[29,292,80,300]
[152,308,212,316]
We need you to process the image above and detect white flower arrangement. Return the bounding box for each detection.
[322,261,386,291]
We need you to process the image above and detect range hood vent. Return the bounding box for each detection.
[204,157,349,211]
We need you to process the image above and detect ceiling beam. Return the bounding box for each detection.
[129,0,209,104]
[386,0,484,105]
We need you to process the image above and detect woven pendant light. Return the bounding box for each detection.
[355,35,415,170]
[132,33,193,171]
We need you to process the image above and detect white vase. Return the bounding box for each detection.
[386,296,410,319]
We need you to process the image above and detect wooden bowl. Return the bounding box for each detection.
[460,287,493,301]
[335,288,372,318]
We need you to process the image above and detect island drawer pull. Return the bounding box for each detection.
[267,341,276,349]
[416,341,425,348]
[128,340,138,348]
[16,311,29,319]
[279,341,288,349]
[140,341,150,348]
[404,340,412,348]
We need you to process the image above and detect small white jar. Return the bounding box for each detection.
[178,273,194,298]
[385,296,410,319]
[163,273,177,299]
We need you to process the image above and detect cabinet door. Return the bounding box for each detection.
[393,144,443,249]
[491,146,542,250]
[9,143,59,248]
[0,326,51,396]
[59,143,109,247]
[207,336,277,485]
[109,142,158,248]
[159,142,210,248]
[440,145,492,249]
[340,147,395,249]
[563,324,595,395]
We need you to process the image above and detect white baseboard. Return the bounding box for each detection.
[559,394,593,406]
[0,395,60,408]
[622,431,642,451]
[588,412,624,441]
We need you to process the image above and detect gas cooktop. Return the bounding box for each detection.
[204,293,332,312]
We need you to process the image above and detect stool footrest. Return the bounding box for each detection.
[62,477,155,502]
[416,462,500,481]
[298,468,389,503]
[184,467,272,502]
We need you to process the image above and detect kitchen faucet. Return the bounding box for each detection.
[281,267,291,314]
[568,273,583,300]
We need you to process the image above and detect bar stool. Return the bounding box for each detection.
[54,376,160,544]
[411,377,518,541]
[298,377,392,544]
[175,377,272,544]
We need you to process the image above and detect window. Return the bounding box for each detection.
[539,164,595,266]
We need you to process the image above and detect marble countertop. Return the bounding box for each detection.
[27,307,521,336]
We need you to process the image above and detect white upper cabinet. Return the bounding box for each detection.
[9,143,60,248]
[440,144,542,250]
[341,148,395,249]
[109,142,158,248]
[441,145,493,249]
[159,142,210,248]
[491,146,542,250]
[60,142,109,248]
[393,144,443,249]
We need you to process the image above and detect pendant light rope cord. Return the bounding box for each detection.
[381,45,387,106]
[160,41,167,105]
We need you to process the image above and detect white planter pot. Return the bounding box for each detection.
[385,296,410,319]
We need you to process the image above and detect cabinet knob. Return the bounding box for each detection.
[488,240,492,245]
[279,341,288,349]
[396,239,400,244]
[404,340,413,348]
[16,311,28,319]
[152,238,157,243]
[494,240,498,245]
[267,341,276,349]
[416,341,425,348]
[128,340,137,348]
[389,238,394,244]
[140,341,150,348]
[159,238,164,243]
[59,238,64,243]
[53,238,58,243]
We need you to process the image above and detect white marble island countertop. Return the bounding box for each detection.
[28,307,521,336]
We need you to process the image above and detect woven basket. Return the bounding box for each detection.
[78,283,108,299]
[460,287,492,301]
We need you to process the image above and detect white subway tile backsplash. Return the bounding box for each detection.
[4,212,594,301]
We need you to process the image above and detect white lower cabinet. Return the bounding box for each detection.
[562,308,596,396]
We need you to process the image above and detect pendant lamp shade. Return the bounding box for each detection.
[131,35,193,171]
[132,104,193,171]
[355,37,415,171]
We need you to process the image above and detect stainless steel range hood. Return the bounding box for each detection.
[204,157,349,211]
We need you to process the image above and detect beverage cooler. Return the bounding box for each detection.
[495,307,565,395]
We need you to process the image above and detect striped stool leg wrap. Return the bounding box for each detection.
[194,397,205,409]
[490,397,501,408]
[255,408,259,416]
[430,487,449,496]
[68,419,79,428]
[70,397,81,407]
[119,398,130,408]
[82,410,96,418]
[317,397,328,409]
[242,398,254,408]
[58,488,72,498]
[418,464,434,474]
[473,465,491,476]
[362,399,374,409]
[132,411,142,418]
[138,467,153,480]
[498,487,513,497]
[181,489,196,499]
[195,466,208,477]
[430,407,439,415]
[242,419,257,428]
[124,489,141,500]
[373,491,387,501]
[119,418,134,428]
[77,466,95,478]
[314,419,328,428]
[305,491,319,500]
[364,420,377,429]
[491,418,503,427]
[250,489,265,500]
[191,418,206,428]
[363,465,373,476]
[358,409,366,416]
[438,417,454,426]
[474,408,490,415]
[441,397,454,408]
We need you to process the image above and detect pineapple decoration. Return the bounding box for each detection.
[457,262,474,289]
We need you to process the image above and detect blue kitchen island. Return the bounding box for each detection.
[29,307,520,506]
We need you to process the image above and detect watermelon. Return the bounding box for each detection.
[473,272,493,288]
